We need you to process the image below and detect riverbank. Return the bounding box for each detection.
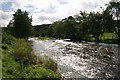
[71,39,119,45]
[2,31,61,78]
[38,36,119,45]
[37,32,120,45]
[38,36,53,40]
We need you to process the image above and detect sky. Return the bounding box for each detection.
[0,0,118,27]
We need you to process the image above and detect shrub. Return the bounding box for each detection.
[2,31,16,45]
[0,60,1,80]
[23,64,60,78]
[2,52,21,78]
[36,56,58,72]
[44,58,58,72]
[12,39,37,64]
[38,36,53,40]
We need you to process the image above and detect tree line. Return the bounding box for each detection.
[46,1,120,43]
[5,1,120,44]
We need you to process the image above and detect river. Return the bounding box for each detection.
[29,37,119,78]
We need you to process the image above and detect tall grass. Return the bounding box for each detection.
[2,31,60,78]
[12,39,37,64]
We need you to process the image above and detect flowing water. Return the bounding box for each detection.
[29,38,119,78]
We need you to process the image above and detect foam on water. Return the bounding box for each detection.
[29,38,119,78]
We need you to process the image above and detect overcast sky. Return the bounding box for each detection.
[0,0,118,27]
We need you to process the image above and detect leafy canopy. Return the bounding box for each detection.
[12,9,33,38]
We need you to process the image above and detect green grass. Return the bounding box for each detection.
[87,33,118,44]
[23,64,60,78]
[0,43,1,80]
[100,33,116,40]
[99,33,118,44]
[12,39,36,64]
[38,36,53,40]
[0,60,1,80]
[2,51,60,78]
[2,31,60,78]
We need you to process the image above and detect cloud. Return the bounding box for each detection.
[0,10,13,27]
[31,0,111,25]
[32,12,61,25]
[0,0,111,26]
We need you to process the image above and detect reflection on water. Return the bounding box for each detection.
[29,38,119,78]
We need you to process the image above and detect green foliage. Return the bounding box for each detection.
[106,1,120,41]
[2,29,16,45]
[33,24,50,37]
[2,43,24,78]
[36,56,58,72]
[2,30,60,78]
[2,54,21,78]
[45,3,119,44]
[2,52,60,78]
[48,16,77,39]
[23,64,60,78]
[47,25,54,37]
[38,36,53,40]
[100,33,116,40]
[44,58,58,72]
[79,12,104,42]
[0,53,1,80]
[12,39,37,64]
[12,9,33,38]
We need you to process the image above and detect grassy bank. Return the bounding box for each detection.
[87,33,118,44]
[2,31,60,79]
[38,36,53,40]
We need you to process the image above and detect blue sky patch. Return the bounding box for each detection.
[24,5,38,14]
[57,0,68,4]
[1,2,14,12]
[1,0,16,3]
[24,5,34,8]
[94,4,99,8]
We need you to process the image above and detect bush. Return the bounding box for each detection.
[2,30,16,45]
[44,58,58,72]
[36,56,58,72]
[2,52,21,78]
[23,64,60,78]
[12,39,37,64]
[2,53,60,78]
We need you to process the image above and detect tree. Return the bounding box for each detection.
[78,12,104,42]
[74,11,89,40]
[47,24,54,37]
[106,1,120,42]
[49,21,65,38]
[63,16,78,40]
[12,9,33,38]
[101,8,114,33]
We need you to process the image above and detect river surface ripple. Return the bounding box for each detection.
[29,38,119,78]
